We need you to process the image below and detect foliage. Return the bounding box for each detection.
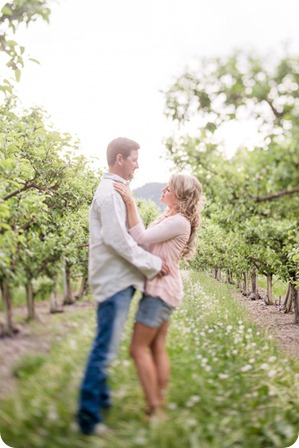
[135,197,160,228]
[163,51,299,292]
[0,0,52,91]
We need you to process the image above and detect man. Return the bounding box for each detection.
[77,137,167,435]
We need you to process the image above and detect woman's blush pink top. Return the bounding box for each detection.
[129,214,191,307]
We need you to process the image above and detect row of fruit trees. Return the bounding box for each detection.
[0,1,298,336]
[163,51,299,321]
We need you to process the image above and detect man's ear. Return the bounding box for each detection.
[116,153,123,165]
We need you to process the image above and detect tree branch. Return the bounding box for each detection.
[255,187,299,203]
[264,98,284,119]
[3,181,59,201]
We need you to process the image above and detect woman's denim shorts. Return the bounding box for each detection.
[135,293,174,328]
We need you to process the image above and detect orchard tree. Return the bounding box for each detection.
[163,51,299,321]
[0,99,100,334]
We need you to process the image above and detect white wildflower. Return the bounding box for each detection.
[168,402,177,410]
[185,418,197,427]
[219,373,229,379]
[268,356,277,362]
[240,365,252,372]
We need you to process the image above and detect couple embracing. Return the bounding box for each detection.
[76,137,203,435]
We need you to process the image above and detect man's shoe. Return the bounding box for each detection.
[93,423,112,437]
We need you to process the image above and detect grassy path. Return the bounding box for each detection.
[0,271,299,448]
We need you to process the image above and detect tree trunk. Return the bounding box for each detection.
[75,275,88,300]
[250,267,258,300]
[0,279,15,337]
[50,284,63,314]
[226,270,233,284]
[63,259,74,305]
[283,283,292,313]
[291,282,299,324]
[25,280,35,320]
[243,272,249,296]
[265,274,273,305]
[237,278,242,290]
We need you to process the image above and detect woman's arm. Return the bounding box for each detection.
[113,182,139,228]
[113,182,190,246]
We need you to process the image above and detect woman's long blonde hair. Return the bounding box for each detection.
[166,173,203,259]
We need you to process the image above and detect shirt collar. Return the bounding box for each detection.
[103,172,129,185]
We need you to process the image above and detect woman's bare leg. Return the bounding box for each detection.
[150,322,170,409]
[130,322,161,413]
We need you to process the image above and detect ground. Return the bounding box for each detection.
[1,289,299,400]
[235,291,299,359]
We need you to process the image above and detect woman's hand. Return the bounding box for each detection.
[113,182,134,206]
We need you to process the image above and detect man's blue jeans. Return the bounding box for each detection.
[77,286,135,435]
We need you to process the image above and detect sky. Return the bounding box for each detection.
[3,0,299,188]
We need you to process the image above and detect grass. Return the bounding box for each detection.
[0,271,298,448]
[257,275,288,303]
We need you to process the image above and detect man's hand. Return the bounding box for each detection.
[160,259,169,277]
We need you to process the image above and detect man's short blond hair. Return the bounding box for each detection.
[106,137,140,166]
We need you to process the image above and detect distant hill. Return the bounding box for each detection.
[133,182,166,210]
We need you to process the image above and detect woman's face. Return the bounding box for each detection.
[160,183,178,209]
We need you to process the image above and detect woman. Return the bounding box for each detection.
[113,173,203,420]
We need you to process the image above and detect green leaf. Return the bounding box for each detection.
[29,58,40,65]
[1,6,13,15]
[15,69,21,82]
